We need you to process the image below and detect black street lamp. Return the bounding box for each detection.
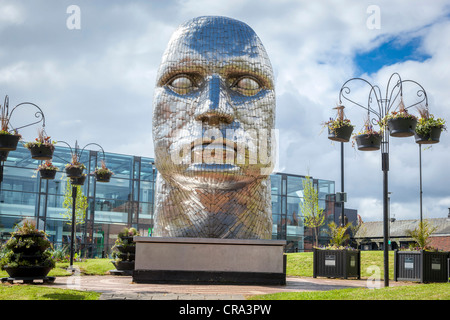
[335,72,430,287]
[55,140,111,271]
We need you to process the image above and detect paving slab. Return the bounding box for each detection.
[42,275,415,300]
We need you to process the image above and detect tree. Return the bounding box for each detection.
[299,175,325,247]
[60,178,88,226]
[405,219,437,250]
[326,221,352,247]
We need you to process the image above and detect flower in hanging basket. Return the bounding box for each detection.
[352,122,382,151]
[65,154,86,178]
[37,160,59,179]
[93,160,113,182]
[324,106,354,142]
[380,110,418,137]
[414,107,446,144]
[24,128,56,160]
[0,126,21,151]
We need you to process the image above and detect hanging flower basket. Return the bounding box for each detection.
[415,127,442,144]
[24,129,56,160]
[354,133,382,151]
[95,170,113,183]
[325,106,354,143]
[328,123,354,142]
[70,173,86,186]
[28,144,55,160]
[65,165,83,178]
[37,161,58,180]
[39,168,57,180]
[387,116,418,137]
[414,112,446,145]
[93,160,113,183]
[380,109,418,138]
[0,132,21,151]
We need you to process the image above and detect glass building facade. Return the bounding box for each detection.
[0,145,336,255]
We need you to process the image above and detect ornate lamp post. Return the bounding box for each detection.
[56,140,112,270]
[0,95,47,185]
[334,72,430,287]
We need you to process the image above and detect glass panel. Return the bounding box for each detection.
[318,179,335,199]
[139,180,154,203]
[138,202,153,224]
[287,196,303,228]
[103,152,133,180]
[1,166,38,193]
[271,194,281,214]
[0,191,37,217]
[140,158,155,181]
[4,145,41,169]
[271,214,281,239]
[93,199,130,224]
[134,158,140,180]
[270,174,281,195]
[95,178,132,201]
[286,175,305,198]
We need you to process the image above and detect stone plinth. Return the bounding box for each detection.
[132,237,286,285]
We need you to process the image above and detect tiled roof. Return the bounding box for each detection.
[354,218,450,239]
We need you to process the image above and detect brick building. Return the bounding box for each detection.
[354,216,450,251]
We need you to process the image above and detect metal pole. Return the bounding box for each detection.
[69,185,77,270]
[382,151,389,287]
[341,141,345,226]
[419,146,423,224]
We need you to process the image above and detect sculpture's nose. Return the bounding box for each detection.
[194,75,234,126]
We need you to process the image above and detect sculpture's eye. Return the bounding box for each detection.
[168,75,197,95]
[231,76,262,96]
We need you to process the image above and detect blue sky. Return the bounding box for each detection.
[355,36,432,75]
[1,0,450,222]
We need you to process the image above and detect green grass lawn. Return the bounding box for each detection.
[0,285,101,300]
[0,258,114,278]
[286,251,396,279]
[248,282,450,300]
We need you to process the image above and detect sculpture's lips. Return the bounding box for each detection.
[190,138,238,153]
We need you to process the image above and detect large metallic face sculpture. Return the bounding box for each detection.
[152,16,276,239]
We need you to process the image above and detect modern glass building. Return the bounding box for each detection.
[0,145,337,255]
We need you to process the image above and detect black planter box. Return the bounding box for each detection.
[313,248,360,279]
[394,250,449,283]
